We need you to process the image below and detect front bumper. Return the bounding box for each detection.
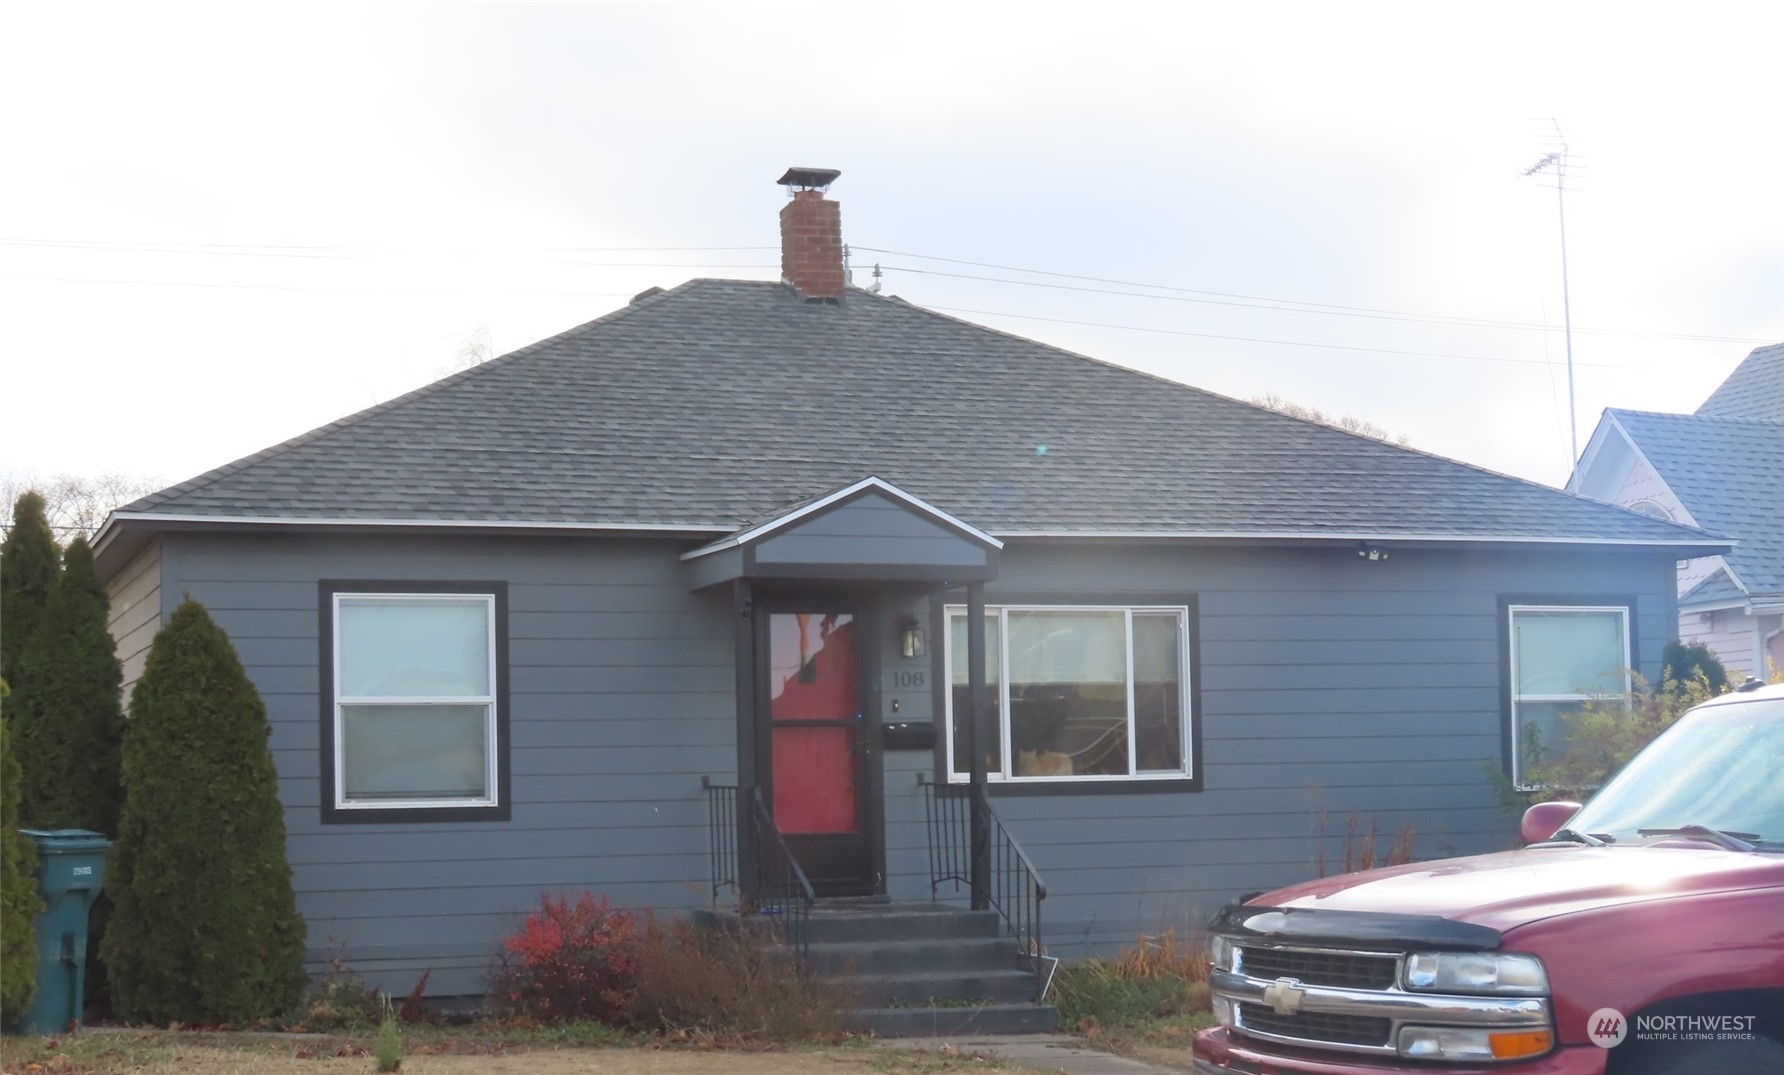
[1192,1026,1609,1075]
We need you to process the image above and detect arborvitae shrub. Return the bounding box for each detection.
[102,598,305,1025]
[1,683,44,1021]
[1,492,60,687]
[13,537,124,833]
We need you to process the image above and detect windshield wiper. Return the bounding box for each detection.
[1636,825,1759,852]
[1548,827,1610,847]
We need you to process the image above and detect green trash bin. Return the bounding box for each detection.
[17,829,110,1036]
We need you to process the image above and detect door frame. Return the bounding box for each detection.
[746,587,886,898]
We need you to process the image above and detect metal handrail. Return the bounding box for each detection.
[921,775,1048,996]
[700,776,739,899]
[747,786,815,959]
[701,777,815,959]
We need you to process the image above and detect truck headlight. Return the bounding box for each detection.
[1210,935,1236,972]
[1403,952,1547,995]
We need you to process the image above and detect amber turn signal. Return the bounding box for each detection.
[1489,1030,1554,1059]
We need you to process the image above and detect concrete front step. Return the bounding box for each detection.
[805,936,1019,977]
[848,1002,1058,1038]
[803,904,1001,944]
[827,969,1039,1008]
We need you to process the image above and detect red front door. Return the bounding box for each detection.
[763,609,873,895]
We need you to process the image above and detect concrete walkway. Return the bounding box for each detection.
[884,1034,1183,1075]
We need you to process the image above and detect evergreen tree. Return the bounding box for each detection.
[103,599,305,1025]
[1661,640,1729,696]
[1,682,44,1020]
[1,492,60,687]
[13,538,124,833]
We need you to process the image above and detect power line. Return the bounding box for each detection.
[4,236,1772,346]
[0,238,776,255]
[928,304,1646,369]
[0,274,648,298]
[860,247,1768,345]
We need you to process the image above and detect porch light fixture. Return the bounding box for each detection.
[1357,541,1390,562]
[898,615,927,659]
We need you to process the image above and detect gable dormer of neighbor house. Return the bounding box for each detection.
[1567,413,1719,598]
[1569,342,1784,679]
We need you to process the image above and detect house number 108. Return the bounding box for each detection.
[892,670,926,689]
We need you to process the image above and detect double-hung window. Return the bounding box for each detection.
[1507,603,1631,787]
[322,582,508,821]
[944,603,1196,785]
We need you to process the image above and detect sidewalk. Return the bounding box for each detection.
[884,1034,1185,1075]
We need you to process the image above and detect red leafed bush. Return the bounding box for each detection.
[490,892,641,1024]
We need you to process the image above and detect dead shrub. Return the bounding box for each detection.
[1315,811,1417,877]
[630,915,847,1042]
[1053,929,1212,1029]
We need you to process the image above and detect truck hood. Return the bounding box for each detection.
[1255,844,1784,935]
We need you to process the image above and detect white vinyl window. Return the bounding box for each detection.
[1508,604,1631,787]
[332,592,499,810]
[944,605,1192,783]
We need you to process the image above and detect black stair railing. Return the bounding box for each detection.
[701,776,739,900]
[700,778,815,960]
[746,786,816,959]
[921,775,1049,996]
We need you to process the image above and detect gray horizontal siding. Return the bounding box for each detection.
[105,541,162,702]
[754,497,990,568]
[160,529,1677,993]
[886,541,1677,958]
[160,531,734,998]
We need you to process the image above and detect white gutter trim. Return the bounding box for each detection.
[93,511,1727,556]
[989,529,1731,548]
[1678,597,1752,614]
[680,476,1004,561]
[96,511,734,552]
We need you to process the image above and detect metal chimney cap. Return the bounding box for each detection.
[777,167,842,191]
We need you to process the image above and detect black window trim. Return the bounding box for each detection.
[318,579,512,824]
[928,590,1204,796]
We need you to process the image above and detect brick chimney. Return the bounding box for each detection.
[777,167,845,301]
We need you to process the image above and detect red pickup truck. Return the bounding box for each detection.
[1194,681,1784,1075]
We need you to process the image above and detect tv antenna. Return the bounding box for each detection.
[1523,121,1578,465]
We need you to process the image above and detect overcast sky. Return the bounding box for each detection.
[3,2,1779,500]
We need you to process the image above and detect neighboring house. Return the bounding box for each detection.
[1570,342,1784,680]
[93,170,1726,1000]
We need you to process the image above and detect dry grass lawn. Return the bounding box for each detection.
[0,1029,1051,1075]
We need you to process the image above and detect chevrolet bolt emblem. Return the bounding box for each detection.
[1262,977,1307,1016]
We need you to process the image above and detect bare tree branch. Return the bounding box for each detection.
[1251,393,1411,446]
[1,472,164,543]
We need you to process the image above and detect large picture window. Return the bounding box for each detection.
[321,583,508,821]
[944,604,1194,784]
[1508,604,1630,787]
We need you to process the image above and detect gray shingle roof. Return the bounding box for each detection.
[1611,408,1784,597]
[1697,342,1784,421]
[1680,568,1747,607]
[121,279,1717,547]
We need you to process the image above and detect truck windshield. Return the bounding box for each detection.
[1567,697,1784,849]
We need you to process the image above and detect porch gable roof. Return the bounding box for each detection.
[681,477,1000,587]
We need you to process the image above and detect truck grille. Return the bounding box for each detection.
[1238,946,1398,990]
[1238,1004,1392,1047]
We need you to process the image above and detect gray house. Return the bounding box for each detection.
[1569,342,1784,680]
[94,170,1725,1007]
